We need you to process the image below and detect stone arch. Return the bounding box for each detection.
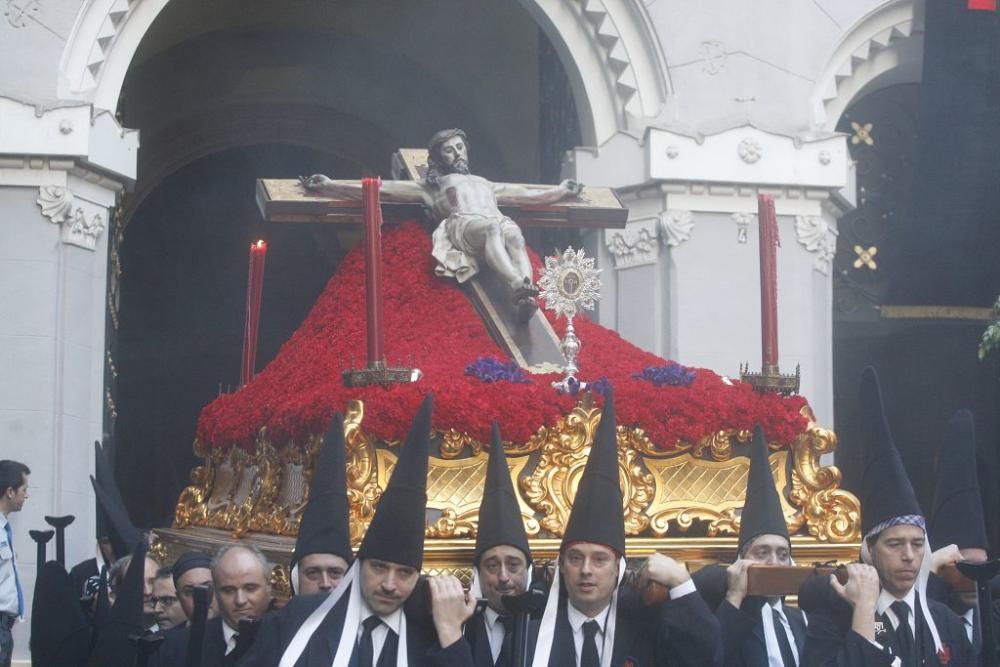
[59,0,670,149]
[122,104,394,224]
[810,0,922,131]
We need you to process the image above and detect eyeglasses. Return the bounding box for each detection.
[149,596,179,608]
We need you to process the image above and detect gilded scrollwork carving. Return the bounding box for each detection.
[172,398,860,551]
[787,407,861,542]
[438,430,483,459]
[174,462,215,529]
[520,399,653,536]
[344,400,382,544]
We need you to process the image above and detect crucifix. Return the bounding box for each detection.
[256,129,627,373]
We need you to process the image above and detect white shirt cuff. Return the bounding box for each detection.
[669,578,696,599]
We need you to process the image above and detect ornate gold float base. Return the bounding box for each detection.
[168,395,861,592]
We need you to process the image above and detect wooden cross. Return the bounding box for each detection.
[256,148,627,370]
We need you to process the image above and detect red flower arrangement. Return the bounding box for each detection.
[196,222,809,452]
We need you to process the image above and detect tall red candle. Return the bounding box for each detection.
[757,195,779,369]
[241,239,267,386]
[362,177,385,365]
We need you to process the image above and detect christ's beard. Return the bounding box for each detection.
[450,158,470,174]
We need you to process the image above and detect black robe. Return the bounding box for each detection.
[538,585,720,667]
[464,610,501,667]
[801,593,974,667]
[152,616,236,667]
[235,588,474,667]
[714,597,807,667]
[463,609,540,667]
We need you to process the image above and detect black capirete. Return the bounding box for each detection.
[929,409,988,551]
[561,387,625,556]
[293,412,354,567]
[474,421,531,565]
[859,367,923,537]
[356,394,432,569]
[738,424,790,551]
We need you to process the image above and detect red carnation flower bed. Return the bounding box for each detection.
[196,222,808,451]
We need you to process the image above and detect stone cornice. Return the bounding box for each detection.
[0,96,138,182]
[647,125,848,190]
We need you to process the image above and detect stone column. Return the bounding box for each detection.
[0,96,136,660]
[574,126,847,427]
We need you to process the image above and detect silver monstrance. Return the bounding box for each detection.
[537,247,602,393]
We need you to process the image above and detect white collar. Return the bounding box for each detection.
[222,619,239,645]
[484,606,501,629]
[566,600,611,633]
[876,586,916,617]
[768,599,785,614]
[357,595,403,635]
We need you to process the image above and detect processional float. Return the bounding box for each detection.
[155,145,862,599]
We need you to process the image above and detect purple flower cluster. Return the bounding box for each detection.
[464,356,533,384]
[554,376,611,396]
[632,362,696,387]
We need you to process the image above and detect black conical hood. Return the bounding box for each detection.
[29,561,92,667]
[90,475,143,557]
[474,422,531,564]
[739,425,789,550]
[94,440,127,560]
[561,388,625,555]
[293,412,353,568]
[859,367,923,537]
[929,409,988,551]
[90,540,147,666]
[356,395,432,569]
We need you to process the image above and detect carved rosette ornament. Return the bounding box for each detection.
[171,398,860,549]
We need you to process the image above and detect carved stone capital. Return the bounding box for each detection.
[604,218,660,269]
[731,212,756,244]
[659,209,695,247]
[36,185,107,250]
[795,215,838,275]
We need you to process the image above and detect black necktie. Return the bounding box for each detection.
[890,601,914,666]
[581,619,601,667]
[358,615,382,667]
[496,615,513,666]
[772,608,798,666]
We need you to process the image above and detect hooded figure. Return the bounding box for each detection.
[801,368,974,667]
[695,424,806,667]
[89,539,150,666]
[70,442,125,602]
[466,422,534,666]
[291,413,353,596]
[530,388,719,667]
[927,409,989,649]
[239,395,475,667]
[29,560,93,666]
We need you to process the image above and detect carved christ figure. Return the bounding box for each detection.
[302,128,583,320]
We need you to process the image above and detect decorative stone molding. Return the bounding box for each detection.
[604,217,660,269]
[738,138,763,164]
[659,210,694,248]
[795,215,838,275]
[811,0,920,130]
[36,185,107,250]
[37,185,74,223]
[647,125,848,191]
[732,212,756,244]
